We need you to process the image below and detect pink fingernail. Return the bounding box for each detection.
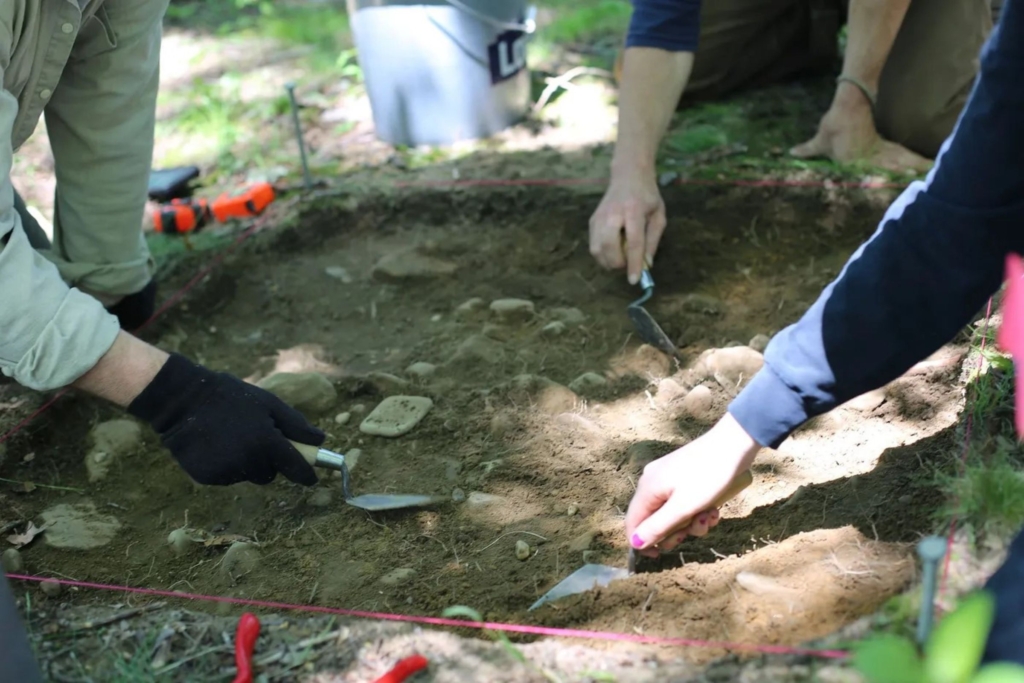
[631,533,645,549]
[710,509,720,521]
[697,514,709,526]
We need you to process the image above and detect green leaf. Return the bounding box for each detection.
[924,591,997,683]
[441,605,485,622]
[853,635,925,683]
[972,664,1024,683]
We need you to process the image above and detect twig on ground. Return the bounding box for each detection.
[68,603,166,632]
[476,531,549,554]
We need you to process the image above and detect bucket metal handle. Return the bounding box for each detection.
[439,0,537,33]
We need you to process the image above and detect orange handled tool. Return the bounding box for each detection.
[373,655,429,683]
[152,198,210,235]
[232,612,261,683]
[209,182,276,223]
[152,182,277,235]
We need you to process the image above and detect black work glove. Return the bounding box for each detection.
[127,353,321,486]
[107,280,157,331]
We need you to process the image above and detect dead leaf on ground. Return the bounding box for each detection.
[0,399,26,411]
[202,533,252,547]
[7,521,47,548]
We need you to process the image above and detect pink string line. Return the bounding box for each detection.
[394,177,908,190]
[940,299,994,598]
[6,573,849,659]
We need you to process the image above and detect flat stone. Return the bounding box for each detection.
[748,334,771,353]
[257,372,337,416]
[454,297,486,320]
[324,266,354,283]
[548,307,586,326]
[540,321,566,337]
[405,362,437,379]
[40,502,121,550]
[568,530,595,553]
[568,372,607,394]
[221,542,260,579]
[379,567,417,586]
[359,396,434,437]
[449,335,504,365]
[489,298,535,323]
[372,250,457,282]
[345,448,362,472]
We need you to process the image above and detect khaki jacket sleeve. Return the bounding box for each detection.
[42,0,167,300]
[0,75,120,388]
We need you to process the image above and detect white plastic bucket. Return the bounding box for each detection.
[346,0,535,146]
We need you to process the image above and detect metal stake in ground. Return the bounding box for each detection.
[916,535,948,645]
[284,82,313,191]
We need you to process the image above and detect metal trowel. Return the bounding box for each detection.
[528,469,754,611]
[627,254,681,359]
[292,441,446,511]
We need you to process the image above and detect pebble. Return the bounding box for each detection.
[454,297,486,320]
[443,459,463,482]
[334,412,351,426]
[359,396,434,437]
[379,567,417,586]
[324,266,354,283]
[568,531,595,553]
[540,321,566,337]
[466,492,507,507]
[489,298,535,323]
[167,528,194,556]
[351,404,367,414]
[307,489,333,507]
[365,371,412,396]
[257,372,338,416]
[568,372,607,395]
[451,487,466,503]
[372,250,457,281]
[345,448,362,472]
[1,549,23,573]
[40,579,62,597]
[482,323,510,341]
[90,420,143,456]
[748,333,771,353]
[567,504,579,517]
[515,540,531,561]
[898,494,913,505]
[548,307,586,326]
[680,293,723,315]
[405,362,437,379]
[677,385,715,420]
[221,542,260,579]
[704,347,764,393]
[449,334,504,365]
[41,502,122,550]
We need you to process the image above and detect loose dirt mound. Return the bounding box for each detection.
[0,185,964,666]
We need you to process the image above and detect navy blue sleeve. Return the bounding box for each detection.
[626,0,702,52]
[729,2,1024,449]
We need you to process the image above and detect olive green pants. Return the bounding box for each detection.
[684,0,995,157]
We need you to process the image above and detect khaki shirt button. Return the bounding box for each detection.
[40,89,52,100]
[61,23,74,34]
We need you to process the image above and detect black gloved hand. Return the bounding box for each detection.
[107,280,157,331]
[127,353,321,486]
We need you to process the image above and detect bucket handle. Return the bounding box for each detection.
[439,0,537,33]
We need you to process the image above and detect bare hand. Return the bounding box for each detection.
[589,171,666,285]
[791,105,932,173]
[625,414,759,557]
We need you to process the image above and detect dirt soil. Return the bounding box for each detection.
[0,182,969,678]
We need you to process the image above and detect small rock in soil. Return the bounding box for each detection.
[345,448,362,472]
[405,362,437,379]
[372,250,457,281]
[515,540,531,561]
[167,528,194,556]
[41,502,121,550]
[90,419,143,456]
[568,531,595,553]
[467,492,506,507]
[350,403,367,414]
[656,378,688,404]
[489,298,535,323]
[307,489,333,507]
[334,411,351,425]
[567,504,579,517]
[568,372,607,395]
[451,487,466,503]
[677,385,715,420]
[482,323,510,341]
[84,450,113,483]
[221,542,260,579]
[705,347,764,393]
[898,494,913,505]
[626,441,672,471]
[379,567,417,586]
[454,297,486,320]
[40,579,61,597]
[548,307,586,326]
[540,321,566,337]
[324,266,353,283]
[443,459,463,482]
[1,548,23,573]
[748,333,771,353]
[680,293,723,315]
[359,396,434,437]
[365,371,412,396]
[257,372,337,416]
[449,334,504,365]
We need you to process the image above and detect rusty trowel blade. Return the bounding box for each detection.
[345,494,446,511]
[528,564,630,611]
[627,304,680,358]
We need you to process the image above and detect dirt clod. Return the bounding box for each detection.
[677,385,716,421]
[568,372,607,395]
[359,396,433,437]
[548,307,586,326]
[405,362,437,379]
[167,528,194,556]
[2,548,23,573]
[40,579,61,597]
[704,347,764,393]
[257,372,337,416]
[372,249,457,281]
[568,531,595,553]
[490,298,535,323]
[307,489,333,507]
[40,502,121,550]
[221,542,260,580]
[379,567,417,586]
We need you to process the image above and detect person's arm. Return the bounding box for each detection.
[589,0,699,285]
[791,0,929,171]
[627,11,1024,549]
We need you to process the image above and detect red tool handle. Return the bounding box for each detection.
[232,612,261,683]
[372,654,429,683]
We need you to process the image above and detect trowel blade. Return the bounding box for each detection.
[345,494,446,511]
[528,564,630,611]
[627,304,680,358]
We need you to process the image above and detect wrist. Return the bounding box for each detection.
[831,79,876,118]
[610,155,656,182]
[711,413,761,466]
[74,331,170,407]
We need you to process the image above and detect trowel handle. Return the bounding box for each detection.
[290,440,321,466]
[288,441,346,471]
